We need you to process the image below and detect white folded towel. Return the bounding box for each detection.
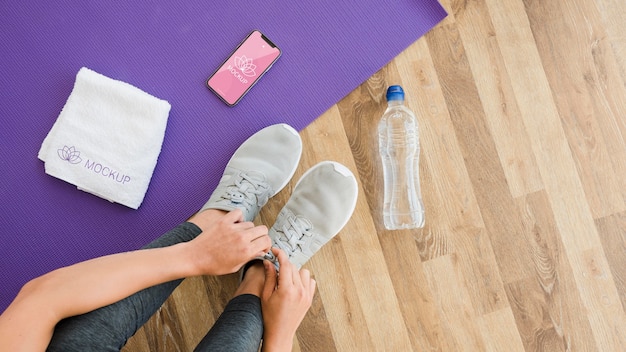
[38,67,171,209]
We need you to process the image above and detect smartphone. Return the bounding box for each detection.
[207,30,282,106]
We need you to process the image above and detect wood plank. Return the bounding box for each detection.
[510,190,597,350]
[422,254,486,351]
[595,0,626,78]
[595,212,626,314]
[452,0,543,198]
[426,2,529,294]
[476,308,525,352]
[140,299,187,352]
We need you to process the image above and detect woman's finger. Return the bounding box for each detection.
[250,234,272,257]
[262,260,278,299]
[243,224,268,240]
[275,248,294,287]
[224,208,244,223]
[300,269,311,287]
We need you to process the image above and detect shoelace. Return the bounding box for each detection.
[274,213,314,257]
[221,171,271,210]
[261,214,314,270]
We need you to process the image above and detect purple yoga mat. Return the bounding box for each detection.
[0,1,446,311]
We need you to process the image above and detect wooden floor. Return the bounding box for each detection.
[124,0,626,350]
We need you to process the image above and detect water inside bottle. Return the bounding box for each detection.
[379,93,425,230]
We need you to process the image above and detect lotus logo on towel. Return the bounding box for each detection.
[58,145,82,164]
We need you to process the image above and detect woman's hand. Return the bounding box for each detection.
[261,248,316,352]
[185,209,272,276]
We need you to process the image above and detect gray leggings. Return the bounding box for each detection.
[46,222,263,352]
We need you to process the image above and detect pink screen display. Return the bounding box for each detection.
[208,31,281,105]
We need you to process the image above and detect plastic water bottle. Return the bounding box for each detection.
[378,85,425,230]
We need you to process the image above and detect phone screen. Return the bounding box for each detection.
[207,30,281,106]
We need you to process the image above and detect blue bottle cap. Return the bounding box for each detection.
[386,85,405,102]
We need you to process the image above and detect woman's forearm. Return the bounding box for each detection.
[30,242,196,320]
[0,242,197,351]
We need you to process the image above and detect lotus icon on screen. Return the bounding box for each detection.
[234,55,257,77]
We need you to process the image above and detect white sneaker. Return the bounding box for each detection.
[265,161,358,269]
[201,124,302,221]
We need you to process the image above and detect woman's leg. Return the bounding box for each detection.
[194,262,265,352]
[46,213,213,352]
